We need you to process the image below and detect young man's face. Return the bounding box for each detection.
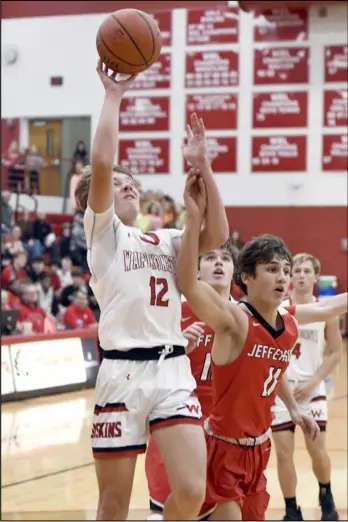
[292,260,318,293]
[244,256,291,306]
[198,249,234,289]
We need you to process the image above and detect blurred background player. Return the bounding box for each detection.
[145,241,238,520]
[79,62,229,521]
[176,173,347,521]
[272,253,343,521]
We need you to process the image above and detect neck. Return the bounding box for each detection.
[212,285,230,300]
[246,297,279,328]
[291,289,314,305]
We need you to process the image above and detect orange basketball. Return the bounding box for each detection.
[96,9,163,74]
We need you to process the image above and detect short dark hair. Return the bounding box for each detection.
[234,234,292,295]
[198,238,239,269]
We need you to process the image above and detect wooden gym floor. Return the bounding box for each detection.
[2,344,347,521]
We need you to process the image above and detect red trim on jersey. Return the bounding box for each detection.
[94,402,128,416]
[316,421,327,427]
[93,445,146,459]
[150,416,202,433]
[310,395,327,403]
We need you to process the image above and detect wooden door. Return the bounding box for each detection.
[28,120,62,196]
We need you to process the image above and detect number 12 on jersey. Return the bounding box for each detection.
[149,276,169,307]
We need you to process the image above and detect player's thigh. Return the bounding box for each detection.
[308,395,328,434]
[242,489,270,521]
[95,455,138,505]
[272,428,296,460]
[208,501,242,521]
[271,398,296,435]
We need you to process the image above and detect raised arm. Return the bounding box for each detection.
[88,61,135,214]
[177,172,245,334]
[293,293,347,325]
[182,113,229,253]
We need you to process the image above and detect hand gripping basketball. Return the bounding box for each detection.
[96,59,137,96]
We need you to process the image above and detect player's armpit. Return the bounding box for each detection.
[293,292,348,325]
[182,280,247,334]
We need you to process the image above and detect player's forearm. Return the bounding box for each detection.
[297,292,348,324]
[277,376,298,414]
[312,349,342,385]
[177,216,202,295]
[196,158,229,253]
[92,92,122,175]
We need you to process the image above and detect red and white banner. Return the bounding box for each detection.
[322,135,348,171]
[252,136,307,172]
[131,54,171,90]
[253,8,308,42]
[186,93,238,130]
[254,47,309,84]
[185,50,239,88]
[324,45,348,83]
[323,90,347,127]
[253,91,308,128]
[186,6,239,45]
[120,97,170,132]
[119,139,170,174]
[184,137,236,173]
[150,11,172,47]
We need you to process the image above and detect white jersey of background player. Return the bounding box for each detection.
[76,61,229,521]
[272,253,342,522]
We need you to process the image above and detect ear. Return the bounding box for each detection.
[241,271,251,287]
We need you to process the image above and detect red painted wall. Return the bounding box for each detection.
[225,206,348,292]
[1,0,227,18]
[1,118,20,190]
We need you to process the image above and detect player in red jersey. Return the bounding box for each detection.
[176,173,348,520]
[145,242,238,520]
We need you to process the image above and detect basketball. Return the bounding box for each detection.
[96,9,163,74]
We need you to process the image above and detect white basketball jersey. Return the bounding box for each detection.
[283,297,325,380]
[85,205,186,351]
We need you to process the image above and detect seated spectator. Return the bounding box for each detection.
[57,257,73,288]
[146,201,163,231]
[63,290,97,330]
[59,268,87,309]
[17,282,47,334]
[49,261,62,292]
[73,140,89,166]
[1,190,14,233]
[32,211,60,262]
[5,225,26,256]
[70,211,88,272]
[1,235,13,271]
[59,223,71,259]
[27,255,45,283]
[25,144,44,194]
[6,280,22,309]
[1,251,28,288]
[1,290,11,311]
[37,273,59,316]
[69,161,84,212]
[230,229,244,250]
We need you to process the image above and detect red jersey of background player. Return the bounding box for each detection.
[182,300,214,416]
[208,303,298,439]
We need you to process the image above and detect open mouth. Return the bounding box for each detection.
[213,268,224,276]
[274,287,285,294]
[124,194,135,200]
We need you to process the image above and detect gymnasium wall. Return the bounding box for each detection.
[1,1,347,288]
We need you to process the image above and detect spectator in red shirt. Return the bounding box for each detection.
[63,290,97,330]
[18,282,47,333]
[1,251,28,288]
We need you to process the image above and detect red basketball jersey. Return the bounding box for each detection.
[209,303,298,439]
[181,301,215,416]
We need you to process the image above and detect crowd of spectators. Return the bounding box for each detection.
[1,139,246,336]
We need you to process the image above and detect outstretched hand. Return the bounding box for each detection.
[96,60,137,97]
[182,113,207,167]
[184,168,207,221]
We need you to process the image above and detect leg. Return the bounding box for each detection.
[152,423,206,520]
[145,436,170,520]
[94,455,138,520]
[242,490,270,521]
[209,501,241,521]
[150,355,206,520]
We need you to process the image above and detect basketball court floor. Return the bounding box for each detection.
[2,345,347,521]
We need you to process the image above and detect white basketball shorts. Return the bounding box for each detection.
[92,353,202,458]
[271,379,328,433]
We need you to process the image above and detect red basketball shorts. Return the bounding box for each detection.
[204,433,271,521]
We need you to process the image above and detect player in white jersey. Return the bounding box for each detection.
[272,253,343,521]
[76,61,229,521]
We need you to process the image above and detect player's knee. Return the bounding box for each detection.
[173,477,206,515]
[308,443,329,463]
[98,489,128,520]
